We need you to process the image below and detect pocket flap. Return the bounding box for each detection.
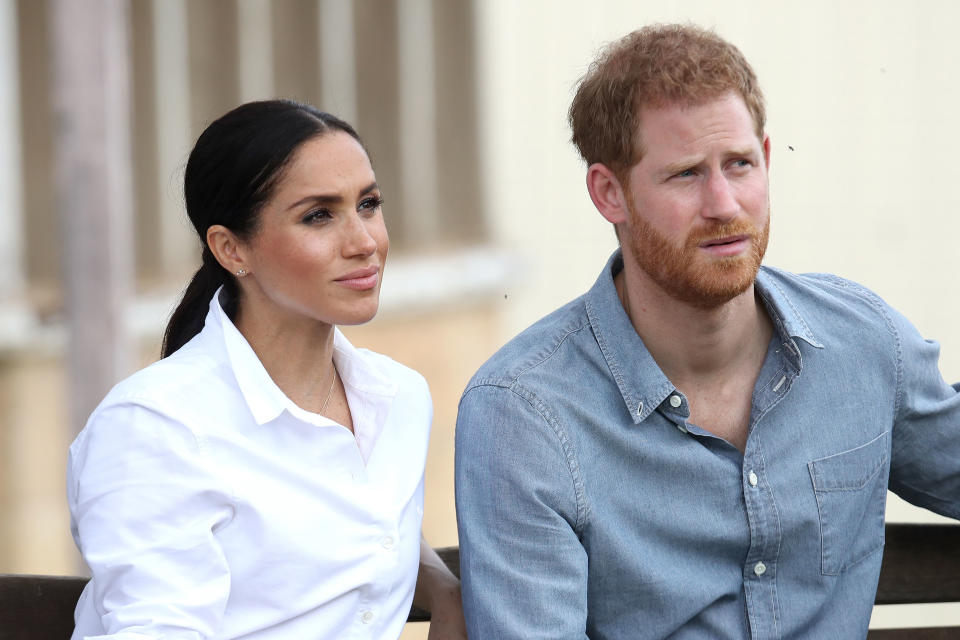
[808,431,890,492]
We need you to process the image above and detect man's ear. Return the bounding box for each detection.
[586,163,630,225]
[206,225,249,276]
[762,134,771,170]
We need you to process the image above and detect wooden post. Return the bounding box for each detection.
[49,0,134,435]
[0,0,24,300]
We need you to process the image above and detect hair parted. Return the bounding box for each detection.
[568,23,765,179]
[162,99,365,358]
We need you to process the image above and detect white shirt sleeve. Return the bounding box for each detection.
[68,401,236,639]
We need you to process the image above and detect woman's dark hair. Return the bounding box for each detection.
[161,100,364,358]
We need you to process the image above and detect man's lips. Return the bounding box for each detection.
[698,234,751,256]
[335,265,380,290]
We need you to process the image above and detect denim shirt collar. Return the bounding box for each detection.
[584,250,823,425]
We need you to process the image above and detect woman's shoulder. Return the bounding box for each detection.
[87,338,237,434]
[336,332,430,398]
[359,347,425,381]
[111,344,223,401]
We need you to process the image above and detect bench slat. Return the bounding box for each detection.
[2,525,957,636]
[0,574,86,640]
[867,628,960,639]
[875,523,960,605]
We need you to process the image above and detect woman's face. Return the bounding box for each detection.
[238,131,389,328]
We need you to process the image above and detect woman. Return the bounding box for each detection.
[67,100,465,639]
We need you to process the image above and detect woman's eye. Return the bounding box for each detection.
[303,208,332,224]
[359,196,384,212]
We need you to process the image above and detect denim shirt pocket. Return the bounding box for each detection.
[808,430,890,576]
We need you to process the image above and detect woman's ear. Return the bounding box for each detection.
[586,163,630,226]
[206,225,249,276]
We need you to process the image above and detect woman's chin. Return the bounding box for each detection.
[333,301,381,327]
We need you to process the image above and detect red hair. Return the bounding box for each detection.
[569,23,765,179]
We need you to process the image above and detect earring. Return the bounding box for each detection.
[236,268,246,277]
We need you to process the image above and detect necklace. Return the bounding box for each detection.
[319,365,338,414]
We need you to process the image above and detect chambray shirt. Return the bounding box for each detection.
[455,250,960,640]
[69,290,431,639]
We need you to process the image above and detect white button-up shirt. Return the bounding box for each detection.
[68,292,432,639]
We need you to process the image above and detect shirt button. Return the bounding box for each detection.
[361,610,374,624]
[748,471,758,487]
[676,422,688,434]
[754,561,767,576]
[669,395,682,408]
[381,536,395,550]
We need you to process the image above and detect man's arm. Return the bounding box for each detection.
[887,304,960,518]
[455,383,589,639]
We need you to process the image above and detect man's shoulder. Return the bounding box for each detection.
[465,294,593,392]
[758,265,901,339]
[760,266,889,308]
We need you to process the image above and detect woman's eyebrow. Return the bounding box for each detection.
[286,182,379,211]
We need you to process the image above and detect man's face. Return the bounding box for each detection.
[621,91,770,309]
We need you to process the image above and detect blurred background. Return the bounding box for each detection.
[1,0,958,636]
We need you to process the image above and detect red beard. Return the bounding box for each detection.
[625,202,769,309]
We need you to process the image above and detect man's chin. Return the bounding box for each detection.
[667,263,761,309]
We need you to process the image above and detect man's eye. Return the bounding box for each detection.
[675,169,695,178]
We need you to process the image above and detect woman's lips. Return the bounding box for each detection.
[335,265,380,290]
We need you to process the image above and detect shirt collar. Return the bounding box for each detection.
[754,266,823,349]
[209,288,397,427]
[584,250,823,425]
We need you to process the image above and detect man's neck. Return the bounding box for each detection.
[614,262,772,388]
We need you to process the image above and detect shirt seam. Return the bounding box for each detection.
[465,381,589,537]
[808,274,904,419]
[517,319,590,381]
[94,396,241,521]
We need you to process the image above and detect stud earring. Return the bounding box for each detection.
[236,268,246,277]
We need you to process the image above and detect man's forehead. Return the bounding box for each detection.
[633,93,761,154]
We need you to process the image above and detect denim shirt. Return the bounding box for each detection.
[455,250,960,640]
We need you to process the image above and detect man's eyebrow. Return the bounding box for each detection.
[659,157,700,177]
[660,148,758,176]
[724,146,758,159]
[286,182,379,211]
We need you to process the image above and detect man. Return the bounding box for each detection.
[454,23,959,639]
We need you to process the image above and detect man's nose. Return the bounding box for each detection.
[702,173,739,222]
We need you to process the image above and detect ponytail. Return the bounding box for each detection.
[161,247,237,358]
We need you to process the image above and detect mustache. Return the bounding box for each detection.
[686,220,761,247]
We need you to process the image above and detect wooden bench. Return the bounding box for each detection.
[1,525,956,638]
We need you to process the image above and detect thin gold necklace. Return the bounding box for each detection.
[319,365,338,414]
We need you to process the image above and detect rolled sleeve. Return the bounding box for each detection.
[68,402,235,638]
[455,383,589,640]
